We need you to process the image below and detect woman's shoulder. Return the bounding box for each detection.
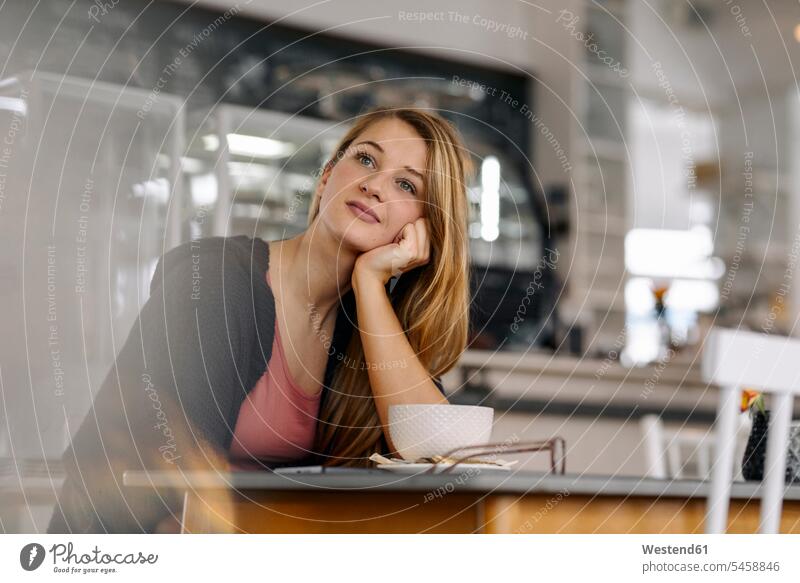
[149,235,270,296]
[147,235,276,363]
[146,235,275,386]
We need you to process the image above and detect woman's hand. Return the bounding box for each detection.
[353,218,431,287]
[351,216,448,445]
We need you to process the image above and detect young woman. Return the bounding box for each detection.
[47,107,473,533]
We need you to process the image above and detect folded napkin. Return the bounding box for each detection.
[369,452,518,469]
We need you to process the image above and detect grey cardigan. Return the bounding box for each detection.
[47,235,443,533]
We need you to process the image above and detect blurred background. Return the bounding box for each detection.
[2,0,800,531]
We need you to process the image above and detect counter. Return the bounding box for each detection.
[123,468,800,534]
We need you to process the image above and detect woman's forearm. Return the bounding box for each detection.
[351,271,448,452]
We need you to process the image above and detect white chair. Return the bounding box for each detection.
[640,415,712,480]
[639,414,751,481]
[702,328,800,533]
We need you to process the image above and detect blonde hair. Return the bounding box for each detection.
[308,107,473,466]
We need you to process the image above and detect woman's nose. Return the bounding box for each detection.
[359,177,384,201]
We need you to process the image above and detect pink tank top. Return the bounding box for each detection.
[229,270,322,463]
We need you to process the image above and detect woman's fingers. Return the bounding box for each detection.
[391,223,416,277]
[393,219,430,275]
[404,222,418,257]
[413,218,430,266]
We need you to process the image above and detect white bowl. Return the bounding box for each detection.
[388,404,494,461]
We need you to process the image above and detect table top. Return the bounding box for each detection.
[122,467,800,501]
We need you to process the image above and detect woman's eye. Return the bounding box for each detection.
[398,180,416,194]
[357,153,374,168]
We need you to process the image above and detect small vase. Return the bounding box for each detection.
[741,410,800,483]
[741,411,769,481]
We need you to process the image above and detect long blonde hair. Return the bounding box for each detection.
[308,107,473,467]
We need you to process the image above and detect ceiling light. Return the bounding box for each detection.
[235,134,296,158]
[202,134,295,159]
[480,156,500,242]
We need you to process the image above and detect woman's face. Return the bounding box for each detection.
[316,118,427,253]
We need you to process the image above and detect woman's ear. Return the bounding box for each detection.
[315,160,334,196]
[312,161,335,210]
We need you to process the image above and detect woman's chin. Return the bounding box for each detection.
[337,226,389,253]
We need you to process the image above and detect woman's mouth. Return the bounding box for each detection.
[346,201,380,224]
